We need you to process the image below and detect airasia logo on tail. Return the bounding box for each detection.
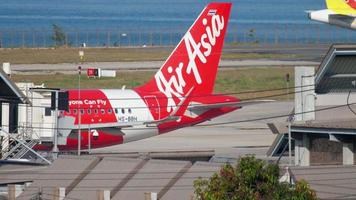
[155,14,225,112]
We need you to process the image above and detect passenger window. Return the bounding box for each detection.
[115,108,118,114]
[73,109,77,115]
[128,108,132,114]
[94,109,98,114]
[121,108,125,114]
[67,110,71,114]
[87,109,91,114]
[80,109,84,115]
[45,107,51,116]
[101,109,105,114]
[108,109,112,114]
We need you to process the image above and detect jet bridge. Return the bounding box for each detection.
[0,69,50,163]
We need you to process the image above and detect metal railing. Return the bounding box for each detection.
[17,122,55,139]
[0,24,355,48]
[0,121,55,159]
[0,128,50,163]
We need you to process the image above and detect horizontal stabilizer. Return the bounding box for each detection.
[188,99,275,112]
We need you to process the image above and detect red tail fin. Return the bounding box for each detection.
[135,2,232,113]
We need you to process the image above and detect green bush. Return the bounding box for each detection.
[194,156,318,200]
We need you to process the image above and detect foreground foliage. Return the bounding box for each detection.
[194,156,318,200]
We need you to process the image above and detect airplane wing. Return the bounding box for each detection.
[188,100,275,112]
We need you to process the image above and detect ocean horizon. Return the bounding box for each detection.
[0,0,354,47]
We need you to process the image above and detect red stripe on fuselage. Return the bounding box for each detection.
[43,89,120,151]
[65,89,117,124]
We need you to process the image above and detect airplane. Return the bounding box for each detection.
[308,0,356,29]
[34,2,270,152]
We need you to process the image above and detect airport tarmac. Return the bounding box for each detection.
[92,101,293,153]
[11,60,319,74]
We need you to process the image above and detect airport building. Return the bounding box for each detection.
[270,44,356,166]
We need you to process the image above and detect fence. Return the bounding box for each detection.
[0,24,355,48]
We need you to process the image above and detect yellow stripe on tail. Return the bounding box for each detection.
[326,0,356,15]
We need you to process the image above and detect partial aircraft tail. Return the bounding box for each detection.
[326,0,356,15]
[135,2,232,114]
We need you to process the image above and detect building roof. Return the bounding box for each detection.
[292,119,356,136]
[161,162,221,200]
[0,69,29,104]
[290,104,356,135]
[290,165,356,199]
[7,156,223,200]
[0,161,45,185]
[293,119,356,130]
[315,44,356,94]
[5,155,356,199]
[17,156,97,200]
[268,103,356,133]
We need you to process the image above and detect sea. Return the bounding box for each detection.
[0,0,354,47]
